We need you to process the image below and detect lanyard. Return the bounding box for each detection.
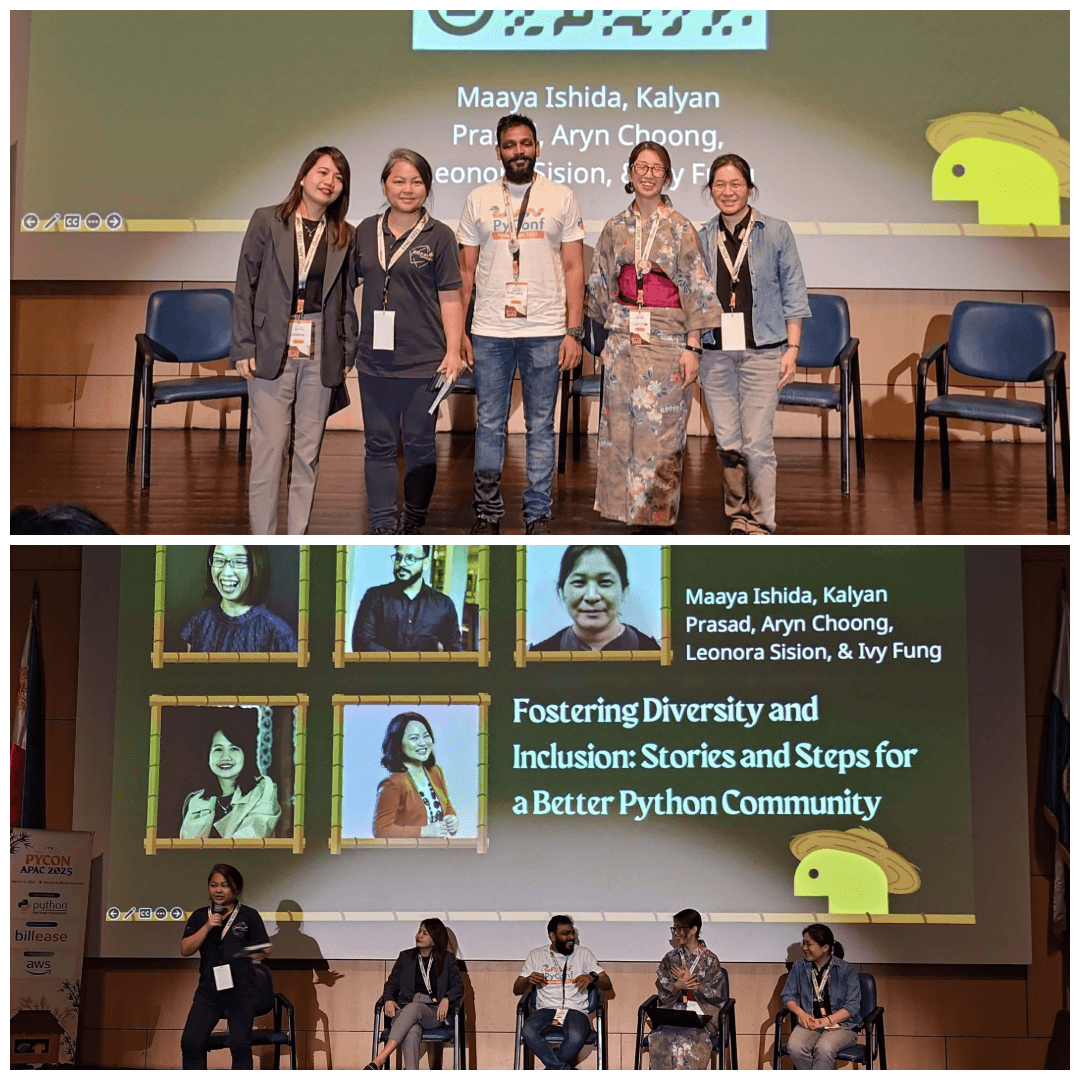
[418,953,435,997]
[717,209,755,311]
[210,903,241,939]
[501,181,533,281]
[559,956,569,1004]
[633,204,663,308]
[377,209,429,309]
[810,959,833,1003]
[294,213,326,314]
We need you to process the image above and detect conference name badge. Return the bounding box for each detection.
[628,309,651,346]
[505,282,528,318]
[552,1006,570,1027]
[288,317,314,360]
[720,312,746,352]
[373,310,396,351]
[213,964,234,991]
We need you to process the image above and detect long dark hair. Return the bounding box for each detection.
[204,710,262,796]
[420,917,451,977]
[275,146,352,250]
[803,922,845,960]
[556,545,630,591]
[380,712,437,773]
[204,545,271,606]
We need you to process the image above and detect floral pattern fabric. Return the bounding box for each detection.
[649,941,729,1070]
[587,197,725,525]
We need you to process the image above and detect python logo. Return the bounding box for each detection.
[926,108,1070,226]
[789,827,920,915]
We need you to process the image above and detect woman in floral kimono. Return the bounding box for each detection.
[649,908,729,1069]
[587,142,724,532]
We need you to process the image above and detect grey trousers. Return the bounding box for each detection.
[786,1024,858,1070]
[385,995,444,1070]
[247,322,333,535]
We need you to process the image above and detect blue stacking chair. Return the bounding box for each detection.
[127,288,248,490]
[777,292,865,493]
[514,984,608,1069]
[914,299,1068,521]
[370,995,466,1070]
[206,965,296,1070]
[772,971,886,1070]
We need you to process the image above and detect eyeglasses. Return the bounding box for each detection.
[391,553,425,567]
[633,162,667,177]
[210,557,250,571]
[670,925,693,934]
[712,181,747,193]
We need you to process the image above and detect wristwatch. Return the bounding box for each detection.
[566,325,585,341]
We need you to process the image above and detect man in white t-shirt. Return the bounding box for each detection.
[514,915,612,1069]
[458,114,586,535]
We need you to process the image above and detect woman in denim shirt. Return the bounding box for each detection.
[780,923,861,1069]
[698,155,811,534]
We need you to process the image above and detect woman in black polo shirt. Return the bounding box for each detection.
[355,149,465,534]
[179,863,270,1069]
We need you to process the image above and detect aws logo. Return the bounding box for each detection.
[22,954,54,976]
[927,108,1070,226]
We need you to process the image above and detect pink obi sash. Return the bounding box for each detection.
[617,263,680,309]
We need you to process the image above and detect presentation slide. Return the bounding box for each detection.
[14,10,1068,288]
[90,544,1031,964]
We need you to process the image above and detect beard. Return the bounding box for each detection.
[395,565,424,588]
[503,155,536,183]
[553,938,575,955]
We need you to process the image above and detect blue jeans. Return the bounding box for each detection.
[521,1007,592,1069]
[700,346,785,534]
[471,335,561,523]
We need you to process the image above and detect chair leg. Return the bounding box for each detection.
[937,417,951,490]
[1057,366,1069,495]
[238,394,249,465]
[572,391,582,460]
[141,367,154,490]
[839,365,850,495]
[1045,384,1058,522]
[853,351,866,474]
[127,349,144,466]
[913,379,926,501]
[557,368,570,475]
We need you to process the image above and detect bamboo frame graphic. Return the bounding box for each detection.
[330,694,490,854]
[515,545,672,666]
[152,545,310,668]
[334,546,491,668]
[145,694,308,854]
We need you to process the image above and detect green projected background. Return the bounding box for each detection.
[14,10,1068,287]
[105,544,976,962]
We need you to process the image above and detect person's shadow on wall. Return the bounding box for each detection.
[269,900,343,1070]
[751,941,801,1070]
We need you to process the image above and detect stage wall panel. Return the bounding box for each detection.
[10,285,1069,444]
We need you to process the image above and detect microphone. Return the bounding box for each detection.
[212,903,225,915]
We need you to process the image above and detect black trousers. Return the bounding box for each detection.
[180,986,258,1069]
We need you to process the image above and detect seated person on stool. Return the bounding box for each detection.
[366,918,463,1070]
[179,863,270,1070]
[781,923,861,1070]
[514,915,612,1070]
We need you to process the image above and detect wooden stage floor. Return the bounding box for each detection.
[10,429,1069,536]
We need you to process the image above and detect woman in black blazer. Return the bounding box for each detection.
[231,146,359,535]
[366,918,464,1070]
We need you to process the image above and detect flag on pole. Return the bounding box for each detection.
[1042,590,1069,936]
[11,590,46,829]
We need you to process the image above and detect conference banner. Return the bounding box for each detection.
[10,828,93,1067]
